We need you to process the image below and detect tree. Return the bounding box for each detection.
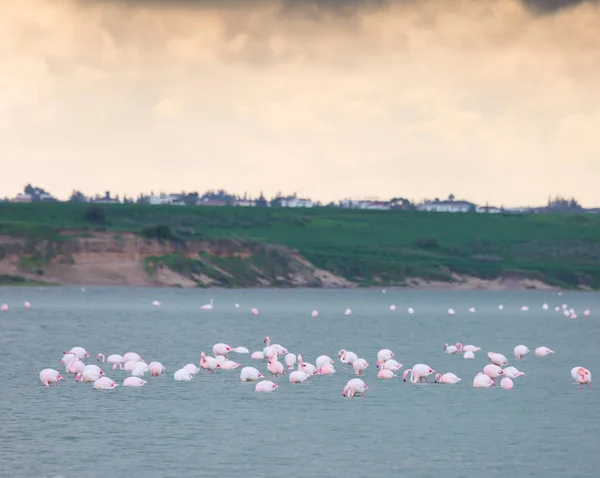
[256,192,268,207]
[83,206,107,224]
[69,190,87,202]
[448,194,455,201]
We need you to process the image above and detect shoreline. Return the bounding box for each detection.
[0,275,572,291]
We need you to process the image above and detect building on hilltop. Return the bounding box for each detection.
[200,198,228,207]
[476,205,501,214]
[418,199,477,213]
[279,197,313,208]
[233,198,256,207]
[13,193,33,203]
[148,193,186,206]
[339,199,391,210]
[13,185,56,203]
[90,191,120,204]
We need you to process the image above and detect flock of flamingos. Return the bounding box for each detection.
[34,296,593,395]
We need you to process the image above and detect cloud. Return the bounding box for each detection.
[1,0,599,206]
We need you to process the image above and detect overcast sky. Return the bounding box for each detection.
[2,0,599,206]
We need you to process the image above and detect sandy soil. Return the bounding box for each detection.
[0,232,562,290]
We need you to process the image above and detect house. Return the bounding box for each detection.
[362,201,391,210]
[13,193,32,203]
[279,197,313,208]
[476,206,502,214]
[233,199,256,207]
[200,198,228,207]
[148,194,185,206]
[90,191,120,204]
[339,199,361,208]
[418,200,477,213]
[339,199,390,210]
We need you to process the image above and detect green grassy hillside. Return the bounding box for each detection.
[1,202,600,288]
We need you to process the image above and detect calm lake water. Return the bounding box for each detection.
[0,287,599,477]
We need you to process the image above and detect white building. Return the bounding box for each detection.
[418,200,476,213]
[148,194,185,206]
[280,197,313,208]
[13,193,32,203]
[476,206,502,214]
[233,199,256,207]
[339,199,391,210]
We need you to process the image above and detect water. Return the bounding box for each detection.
[1,287,599,477]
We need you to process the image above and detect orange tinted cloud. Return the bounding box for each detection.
[1,0,599,206]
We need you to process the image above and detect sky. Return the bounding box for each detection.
[1,0,599,206]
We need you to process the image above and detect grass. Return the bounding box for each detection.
[0,274,54,286]
[1,202,600,288]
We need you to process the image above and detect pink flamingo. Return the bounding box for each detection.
[316,355,334,369]
[183,364,200,375]
[535,347,554,357]
[240,367,263,382]
[93,377,118,389]
[123,352,144,363]
[502,367,525,379]
[434,373,461,384]
[377,349,395,362]
[97,353,124,364]
[514,345,530,359]
[473,372,494,388]
[501,377,514,390]
[403,364,435,383]
[40,369,63,386]
[338,349,358,366]
[377,366,396,379]
[297,355,317,375]
[213,343,232,358]
[255,381,278,392]
[174,369,193,381]
[343,378,368,397]
[24,301,30,309]
[289,359,312,383]
[444,343,462,354]
[200,351,218,373]
[148,362,165,377]
[377,359,402,371]
[352,358,369,375]
[123,377,147,387]
[483,364,504,379]
[67,347,89,360]
[63,352,85,374]
[316,363,336,375]
[267,354,285,377]
[1,304,7,312]
[216,360,241,370]
[487,352,508,366]
[75,365,104,382]
[571,367,591,389]
[251,308,259,315]
[285,353,297,370]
